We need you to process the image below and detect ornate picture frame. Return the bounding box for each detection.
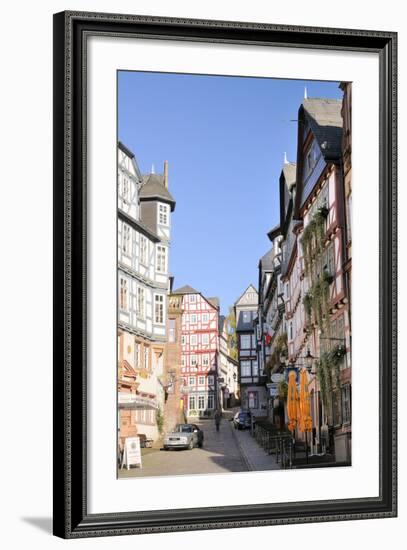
[53,11,397,538]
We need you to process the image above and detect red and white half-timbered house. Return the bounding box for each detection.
[171,285,220,417]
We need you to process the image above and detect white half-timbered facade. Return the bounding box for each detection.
[117,142,176,446]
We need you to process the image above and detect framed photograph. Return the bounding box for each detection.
[53,11,397,538]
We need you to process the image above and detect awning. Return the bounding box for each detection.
[118,393,158,410]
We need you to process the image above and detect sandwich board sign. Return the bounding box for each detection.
[122,436,142,470]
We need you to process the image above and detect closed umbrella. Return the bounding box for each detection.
[299,367,313,463]
[287,370,299,432]
[299,368,313,432]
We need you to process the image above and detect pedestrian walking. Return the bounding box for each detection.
[214,410,222,432]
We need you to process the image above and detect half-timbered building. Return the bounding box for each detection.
[235,285,267,416]
[293,97,351,462]
[218,316,239,409]
[171,285,220,418]
[117,142,176,447]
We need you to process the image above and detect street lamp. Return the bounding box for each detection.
[304,348,317,375]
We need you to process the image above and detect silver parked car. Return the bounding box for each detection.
[163,423,204,450]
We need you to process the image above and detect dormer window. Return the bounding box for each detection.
[158,203,169,225]
[304,140,320,180]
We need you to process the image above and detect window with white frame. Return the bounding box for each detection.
[198,394,205,410]
[242,311,251,323]
[122,223,131,255]
[252,361,259,376]
[154,294,164,324]
[156,246,167,272]
[139,235,147,265]
[207,375,214,385]
[342,384,351,424]
[133,342,140,368]
[240,335,251,349]
[190,355,197,367]
[241,361,251,377]
[181,335,186,345]
[190,334,197,345]
[202,313,209,323]
[198,376,205,386]
[202,333,209,345]
[144,346,150,370]
[158,203,169,225]
[188,395,196,411]
[189,377,195,386]
[168,319,176,343]
[207,394,214,410]
[202,354,209,367]
[190,314,197,324]
[119,277,128,311]
[136,286,145,319]
[190,294,196,303]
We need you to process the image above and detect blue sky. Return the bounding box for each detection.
[118,71,342,315]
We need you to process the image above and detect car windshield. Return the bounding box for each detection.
[174,424,193,433]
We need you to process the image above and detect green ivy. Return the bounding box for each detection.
[278,380,288,401]
[156,406,164,434]
[316,344,346,406]
[301,210,327,278]
[266,332,288,374]
[302,277,330,331]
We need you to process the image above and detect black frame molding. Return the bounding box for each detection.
[53,11,397,538]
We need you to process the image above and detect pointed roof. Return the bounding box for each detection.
[218,315,226,333]
[140,173,176,211]
[293,97,343,218]
[302,98,343,161]
[234,284,258,307]
[282,162,296,190]
[207,297,220,310]
[259,248,275,272]
[172,284,200,295]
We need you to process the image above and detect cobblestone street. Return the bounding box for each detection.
[119,417,280,478]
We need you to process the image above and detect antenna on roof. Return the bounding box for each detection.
[151,163,155,174]
[304,86,308,99]
[284,152,289,165]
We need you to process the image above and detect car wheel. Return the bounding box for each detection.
[188,440,194,450]
[198,441,203,448]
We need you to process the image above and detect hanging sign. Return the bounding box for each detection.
[271,373,285,383]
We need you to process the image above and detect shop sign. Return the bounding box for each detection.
[122,436,142,470]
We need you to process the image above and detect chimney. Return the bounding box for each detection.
[163,160,169,188]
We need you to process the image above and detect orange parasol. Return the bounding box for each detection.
[287,370,299,432]
[299,368,313,432]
